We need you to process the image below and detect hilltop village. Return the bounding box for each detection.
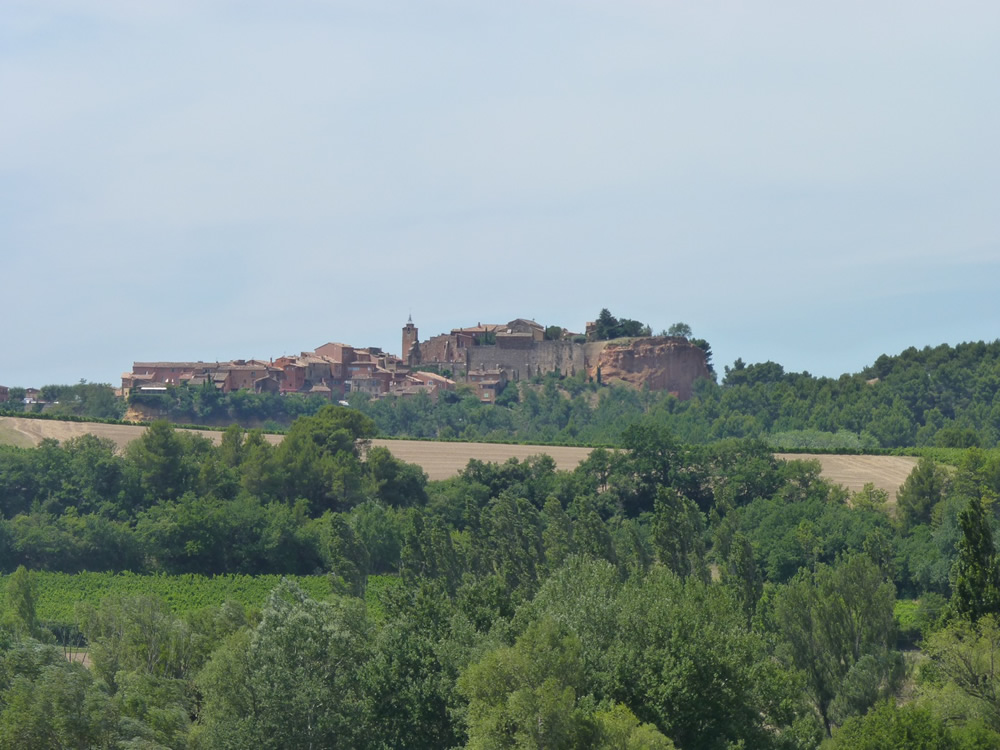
[122,317,711,405]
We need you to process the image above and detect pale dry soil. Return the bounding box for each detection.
[1,416,917,495]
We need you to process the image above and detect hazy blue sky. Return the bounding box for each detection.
[4,1,999,387]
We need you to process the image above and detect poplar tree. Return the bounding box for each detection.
[952,496,1000,622]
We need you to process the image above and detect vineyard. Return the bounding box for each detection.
[0,571,335,625]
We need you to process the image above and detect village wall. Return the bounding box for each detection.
[467,340,588,381]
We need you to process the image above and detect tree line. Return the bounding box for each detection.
[9,337,1000,451]
[355,339,1000,449]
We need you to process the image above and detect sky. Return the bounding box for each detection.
[3,1,999,387]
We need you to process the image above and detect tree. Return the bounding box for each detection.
[480,496,544,592]
[952,496,1000,622]
[651,488,707,581]
[363,445,428,507]
[112,671,194,748]
[0,660,117,748]
[851,482,889,512]
[594,309,620,341]
[828,701,956,750]
[541,496,575,572]
[619,422,710,516]
[773,554,901,734]
[593,704,676,749]
[898,457,950,530]
[575,507,617,565]
[612,567,807,750]
[458,618,594,749]
[721,532,763,628]
[689,337,714,376]
[362,582,463,749]
[618,319,650,338]
[274,405,376,511]
[77,595,201,692]
[923,614,1000,733]
[126,420,191,503]
[4,565,40,639]
[348,501,403,574]
[666,322,692,339]
[320,513,370,596]
[194,581,372,750]
[592,309,651,340]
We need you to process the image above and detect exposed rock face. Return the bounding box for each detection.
[589,337,710,399]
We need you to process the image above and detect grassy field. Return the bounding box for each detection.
[0,421,35,448]
[1,415,917,496]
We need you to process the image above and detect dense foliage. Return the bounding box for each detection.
[4,400,1000,746]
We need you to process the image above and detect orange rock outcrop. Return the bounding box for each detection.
[589,337,710,398]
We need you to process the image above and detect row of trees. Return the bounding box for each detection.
[0,381,125,420]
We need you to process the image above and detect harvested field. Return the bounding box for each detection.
[776,453,918,503]
[0,422,34,449]
[0,416,254,451]
[0,416,918,494]
[0,416,591,477]
[367,440,594,480]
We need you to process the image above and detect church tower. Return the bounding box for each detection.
[402,315,418,363]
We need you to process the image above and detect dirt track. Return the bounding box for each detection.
[1,416,917,495]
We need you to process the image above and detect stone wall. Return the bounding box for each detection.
[420,333,472,367]
[467,340,588,381]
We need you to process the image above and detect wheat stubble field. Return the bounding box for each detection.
[0,416,917,498]
[775,453,917,503]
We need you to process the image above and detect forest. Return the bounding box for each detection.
[3,403,1000,747]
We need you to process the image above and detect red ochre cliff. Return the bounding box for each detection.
[588,337,710,399]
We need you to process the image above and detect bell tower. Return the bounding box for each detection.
[402,315,418,363]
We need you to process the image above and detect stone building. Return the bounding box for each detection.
[402,316,419,363]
